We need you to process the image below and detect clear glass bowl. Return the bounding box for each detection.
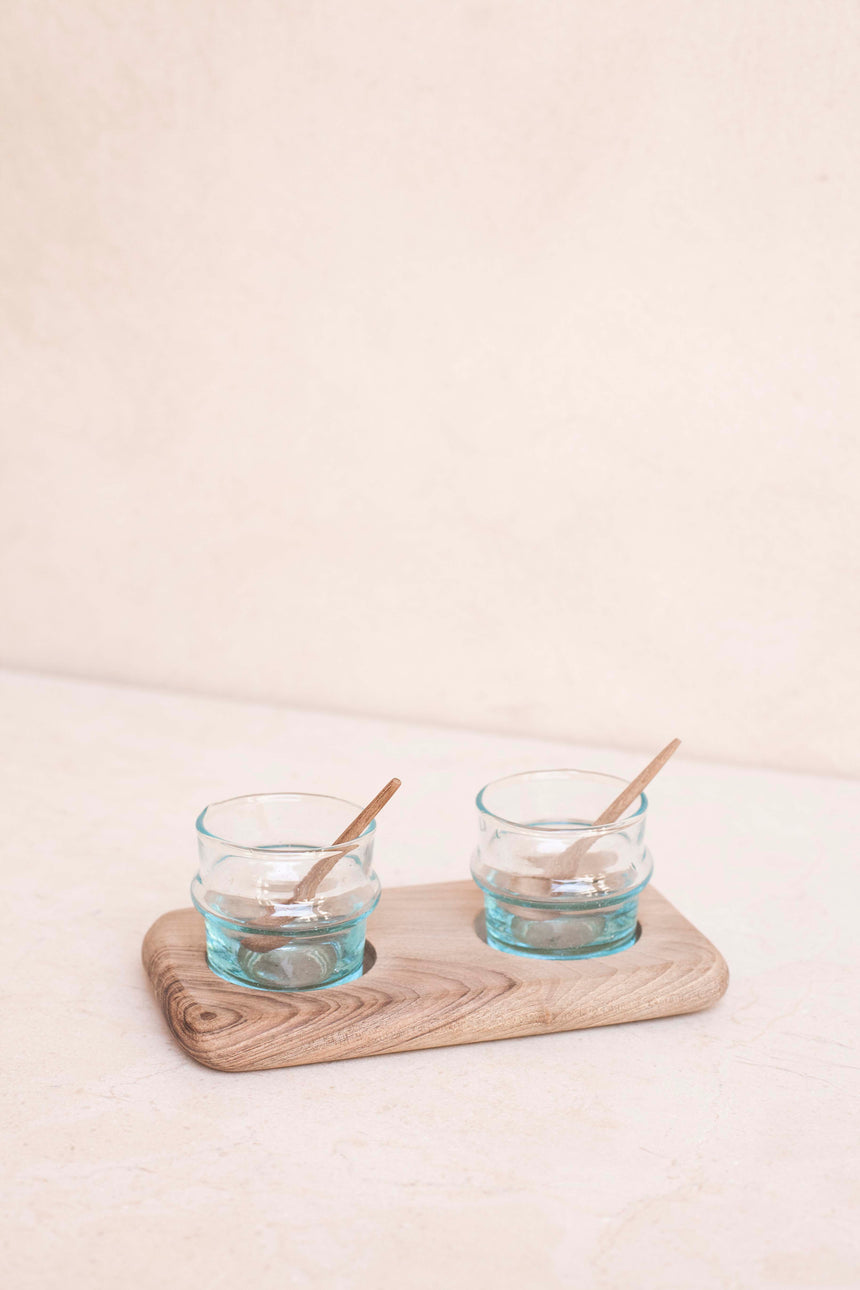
[191,793,380,991]
[471,770,653,959]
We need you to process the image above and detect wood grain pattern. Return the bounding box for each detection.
[142,881,728,1072]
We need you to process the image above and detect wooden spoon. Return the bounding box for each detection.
[553,739,680,876]
[238,778,401,954]
[512,739,681,901]
[290,778,401,903]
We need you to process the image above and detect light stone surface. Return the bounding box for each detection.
[1,669,858,1288]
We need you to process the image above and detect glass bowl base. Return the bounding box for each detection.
[482,894,641,960]
[485,926,639,960]
[202,916,367,991]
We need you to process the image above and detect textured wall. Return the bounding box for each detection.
[1,2,858,775]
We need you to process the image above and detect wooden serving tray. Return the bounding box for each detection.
[142,881,728,1071]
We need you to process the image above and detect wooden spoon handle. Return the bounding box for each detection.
[555,739,680,873]
[290,777,401,903]
[592,739,681,827]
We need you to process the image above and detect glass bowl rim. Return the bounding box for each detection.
[475,768,648,835]
[195,791,376,853]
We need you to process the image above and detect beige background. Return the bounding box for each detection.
[1,1,858,776]
[4,671,860,1290]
